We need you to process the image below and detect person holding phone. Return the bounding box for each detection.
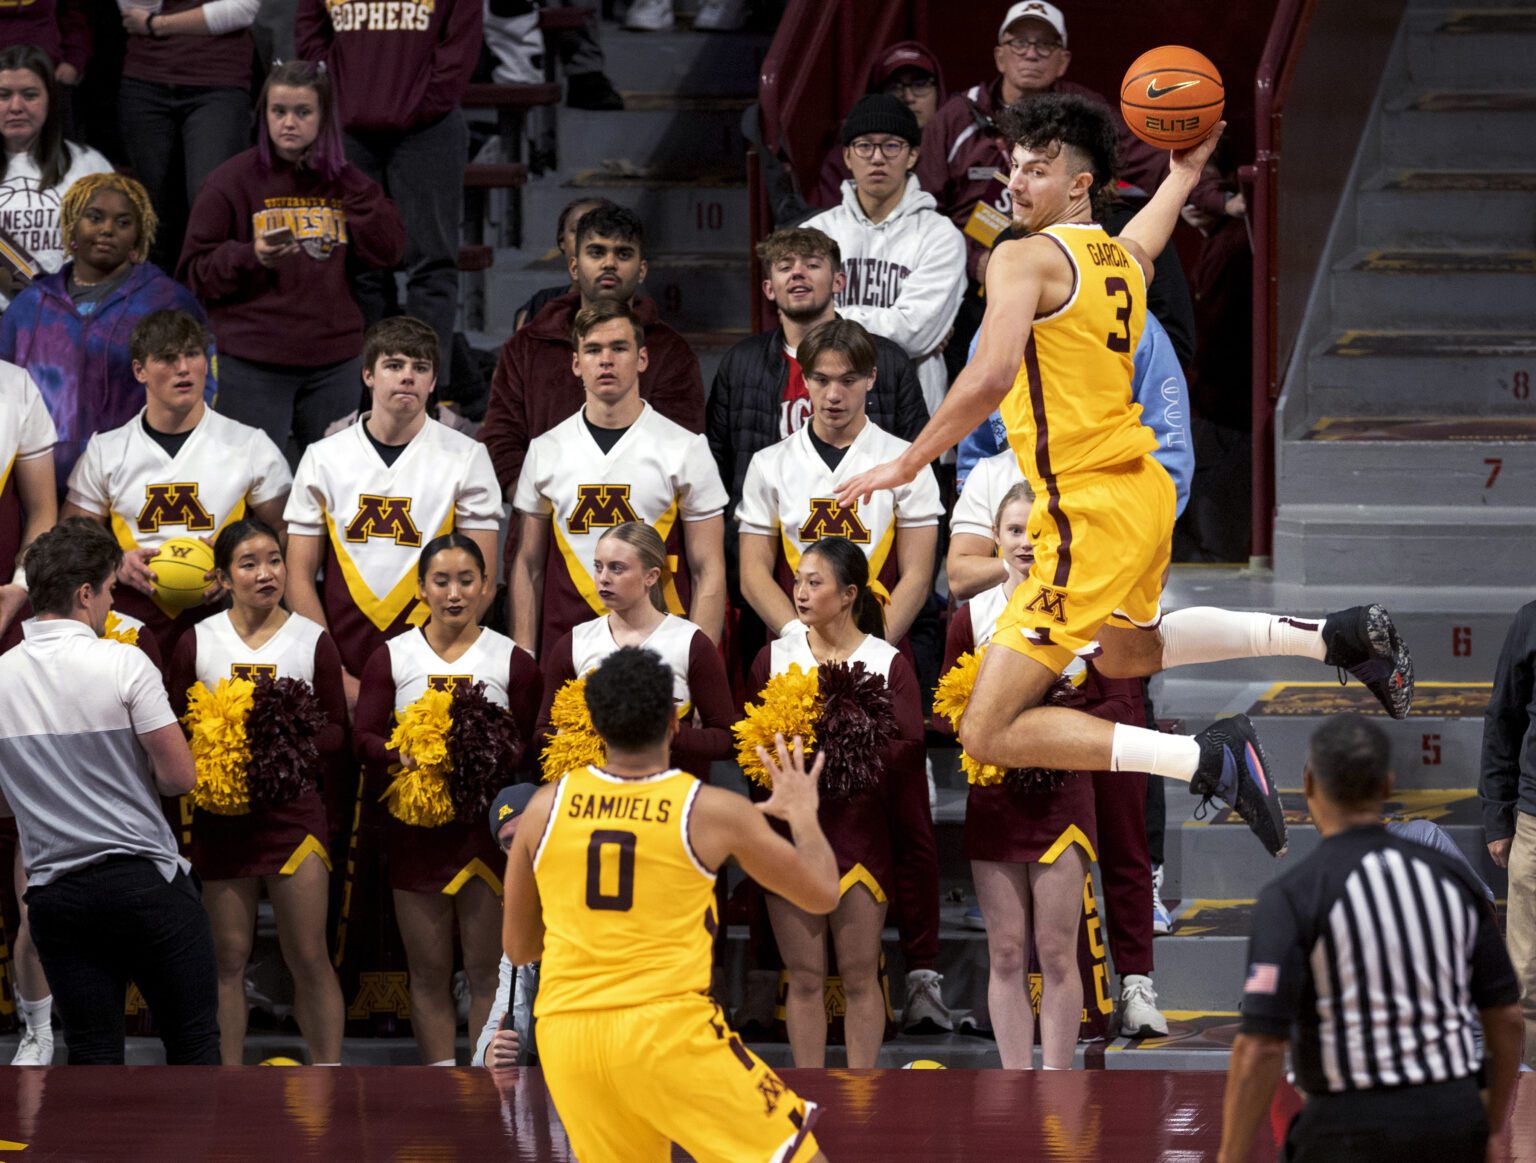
[179,59,404,459]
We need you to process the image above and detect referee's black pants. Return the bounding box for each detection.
[27,856,220,1065]
[1284,1076,1489,1162]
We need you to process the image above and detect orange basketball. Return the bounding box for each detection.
[1119,45,1224,149]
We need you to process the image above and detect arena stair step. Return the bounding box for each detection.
[1304,329,1536,416]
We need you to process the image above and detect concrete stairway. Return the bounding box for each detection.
[466,9,769,389]
[1272,0,1536,589]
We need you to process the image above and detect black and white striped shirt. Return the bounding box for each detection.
[1239,824,1518,1095]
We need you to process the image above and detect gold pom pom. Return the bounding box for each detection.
[933,650,1007,787]
[541,677,607,783]
[734,664,821,788]
[102,612,140,646]
[380,764,457,828]
[183,678,255,815]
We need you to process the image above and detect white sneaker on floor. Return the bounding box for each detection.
[902,969,954,1033]
[12,1028,54,1066]
[926,757,937,815]
[1151,863,1172,936]
[694,0,748,29]
[624,0,674,30]
[1119,974,1169,1038]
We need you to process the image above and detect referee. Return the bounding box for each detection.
[0,520,218,1064]
[1218,714,1523,1162]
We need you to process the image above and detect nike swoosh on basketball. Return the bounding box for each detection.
[1145,78,1201,100]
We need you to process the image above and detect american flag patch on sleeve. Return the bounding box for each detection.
[1244,962,1280,996]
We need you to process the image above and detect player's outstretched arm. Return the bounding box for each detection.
[1118,121,1227,276]
[836,241,1044,507]
[503,783,557,965]
[695,735,840,915]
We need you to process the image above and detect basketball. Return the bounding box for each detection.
[149,537,215,610]
[1119,46,1224,149]
[901,1059,947,1070]
[259,1057,304,1067]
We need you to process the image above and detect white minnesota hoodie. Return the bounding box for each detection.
[803,174,967,420]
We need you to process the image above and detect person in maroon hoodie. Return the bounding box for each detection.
[0,0,90,86]
[117,0,260,268]
[295,0,482,403]
[179,60,407,460]
[478,204,705,504]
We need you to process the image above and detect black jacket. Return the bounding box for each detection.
[706,323,930,585]
[1481,600,1536,838]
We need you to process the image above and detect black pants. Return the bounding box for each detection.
[26,857,220,1065]
[1284,1077,1488,1162]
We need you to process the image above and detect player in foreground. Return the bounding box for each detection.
[839,94,1413,858]
[504,646,835,1162]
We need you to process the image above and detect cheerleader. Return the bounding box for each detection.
[167,518,346,1065]
[745,536,925,1068]
[536,522,733,780]
[354,533,541,1066]
[940,482,1096,1069]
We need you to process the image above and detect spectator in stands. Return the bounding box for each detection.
[0,45,112,310]
[542,0,625,110]
[803,95,965,422]
[1481,602,1536,1068]
[512,196,616,331]
[510,300,726,654]
[0,2,89,92]
[472,783,539,1069]
[296,0,481,405]
[736,318,947,1031]
[179,60,407,459]
[479,204,705,501]
[117,0,259,268]
[60,309,291,660]
[810,41,948,209]
[0,357,54,641]
[0,172,214,491]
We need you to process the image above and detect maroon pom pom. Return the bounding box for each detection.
[815,660,898,799]
[245,677,329,808]
[447,682,523,822]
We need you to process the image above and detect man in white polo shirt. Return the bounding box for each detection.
[0,519,217,1065]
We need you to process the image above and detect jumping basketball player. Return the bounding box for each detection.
[838,95,1413,858]
[504,647,834,1162]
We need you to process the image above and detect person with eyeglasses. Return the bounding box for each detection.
[810,41,949,209]
[928,2,1232,382]
[802,95,965,425]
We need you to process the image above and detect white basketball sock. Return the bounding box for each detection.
[17,993,51,1033]
[1159,608,1326,669]
[429,1058,456,1067]
[1111,724,1200,782]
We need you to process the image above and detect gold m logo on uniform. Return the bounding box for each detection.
[426,674,471,692]
[1023,586,1069,625]
[567,484,639,534]
[346,971,412,1019]
[799,499,870,544]
[231,663,278,682]
[345,495,422,546]
[137,483,214,533]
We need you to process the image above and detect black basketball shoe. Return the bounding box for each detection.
[1321,604,1414,720]
[1191,714,1287,858]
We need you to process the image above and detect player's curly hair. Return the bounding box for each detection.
[60,172,158,261]
[585,647,676,751]
[997,92,1121,220]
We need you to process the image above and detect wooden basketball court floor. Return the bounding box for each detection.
[0,1067,1531,1160]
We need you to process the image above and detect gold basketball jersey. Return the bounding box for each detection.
[998,223,1157,486]
[532,765,716,1017]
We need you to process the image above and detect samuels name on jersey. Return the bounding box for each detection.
[285,416,501,671]
[736,419,941,593]
[514,403,727,629]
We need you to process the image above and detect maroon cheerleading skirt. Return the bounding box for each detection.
[772,787,893,904]
[185,785,332,881]
[963,773,1098,865]
[383,814,504,896]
